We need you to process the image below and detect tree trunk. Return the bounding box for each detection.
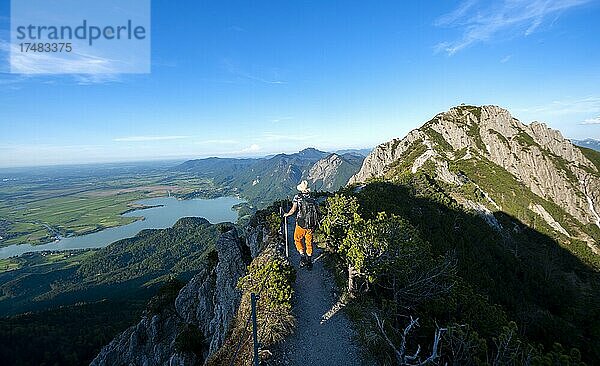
[347,264,358,297]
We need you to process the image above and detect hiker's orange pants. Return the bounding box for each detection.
[293,224,313,256]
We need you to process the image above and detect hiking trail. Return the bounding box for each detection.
[268,218,369,366]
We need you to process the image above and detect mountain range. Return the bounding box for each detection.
[572,138,600,152]
[176,148,366,205]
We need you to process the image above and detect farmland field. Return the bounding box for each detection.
[0,161,233,247]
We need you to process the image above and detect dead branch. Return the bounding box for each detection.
[373,313,446,365]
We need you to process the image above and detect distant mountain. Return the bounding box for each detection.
[228,148,328,204]
[177,157,256,176]
[572,138,600,152]
[306,153,364,192]
[334,148,372,157]
[351,105,600,255]
[175,148,364,205]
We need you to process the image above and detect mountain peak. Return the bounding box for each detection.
[306,152,364,191]
[297,147,327,157]
[350,104,600,251]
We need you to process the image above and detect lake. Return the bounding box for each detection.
[0,196,244,259]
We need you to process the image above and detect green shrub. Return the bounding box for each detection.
[266,212,282,236]
[238,253,295,312]
[321,194,361,251]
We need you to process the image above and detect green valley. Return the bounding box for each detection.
[0,162,227,247]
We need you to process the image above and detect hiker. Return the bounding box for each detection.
[284,180,319,269]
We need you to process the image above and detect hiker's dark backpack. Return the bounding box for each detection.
[297,194,320,230]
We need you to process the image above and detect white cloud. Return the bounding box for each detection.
[0,143,109,167]
[242,144,261,153]
[206,144,263,157]
[500,55,512,63]
[270,117,293,123]
[227,25,247,32]
[581,117,600,125]
[435,0,478,27]
[113,135,190,142]
[0,39,122,85]
[434,0,590,55]
[12,50,119,74]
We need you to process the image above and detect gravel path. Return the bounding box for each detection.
[269,219,368,366]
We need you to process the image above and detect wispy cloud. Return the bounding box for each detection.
[209,144,263,157]
[113,135,190,142]
[500,55,512,63]
[240,73,286,85]
[222,59,287,85]
[270,116,293,123]
[227,25,247,32]
[12,50,120,74]
[434,0,591,55]
[261,132,314,142]
[435,0,478,27]
[0,39,123,85]
[196,139,239,145]
[74,73,122,85]
[515,96,600,115]
[581,117,600,125]
[0,143,109,167]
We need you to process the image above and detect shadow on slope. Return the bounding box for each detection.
[344,179,600,363]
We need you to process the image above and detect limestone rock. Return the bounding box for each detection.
[350,105,600,248]
[307,153,363,191]
[90,312,184,366]
[91,228,250,366]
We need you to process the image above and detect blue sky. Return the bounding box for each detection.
[1,0,600,167]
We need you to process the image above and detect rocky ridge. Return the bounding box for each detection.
[305,153,364,192]
[90,228,252,366]
[350,105,600,252]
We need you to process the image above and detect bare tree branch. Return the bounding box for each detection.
[373,313,446,365]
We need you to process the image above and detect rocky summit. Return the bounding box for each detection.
[351,105,600,253]
[306,153,364,192]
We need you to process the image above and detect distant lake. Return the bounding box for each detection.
[0,196,244,259]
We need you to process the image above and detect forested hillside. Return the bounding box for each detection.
[0,217,225,366]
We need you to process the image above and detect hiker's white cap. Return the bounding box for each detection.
[296,180,310,193]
